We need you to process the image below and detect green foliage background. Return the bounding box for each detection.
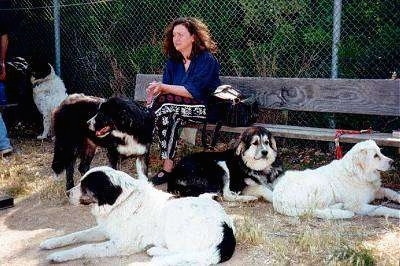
[4,0,399,97]
[1,0,399,131]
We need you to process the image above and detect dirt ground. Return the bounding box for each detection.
[1,138,399,265]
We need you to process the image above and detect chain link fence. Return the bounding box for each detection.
[1,0,399,135]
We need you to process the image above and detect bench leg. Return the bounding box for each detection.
[210,121,223,148]
[201,121,207,149]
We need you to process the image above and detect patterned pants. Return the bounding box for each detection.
[151,94,206,159]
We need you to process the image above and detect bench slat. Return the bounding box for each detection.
[206,124,400,148]
[135,74,400,116]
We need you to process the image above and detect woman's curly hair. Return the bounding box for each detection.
[162,17,217,61]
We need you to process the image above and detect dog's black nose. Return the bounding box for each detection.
[261,150,268,156]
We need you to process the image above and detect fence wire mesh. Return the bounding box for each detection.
[1,0,399,138]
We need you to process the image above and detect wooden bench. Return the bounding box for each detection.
[135,74,400,149]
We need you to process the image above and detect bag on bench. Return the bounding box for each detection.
[207,85,259,127]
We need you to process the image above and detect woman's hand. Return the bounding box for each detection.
[146,81,163,105]
[147,82,192,98]
[147,81,164,96]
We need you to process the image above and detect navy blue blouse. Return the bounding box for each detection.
[162,51,221,102]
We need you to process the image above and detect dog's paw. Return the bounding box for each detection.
[36,135,47,140]
[40,238,60,250]
[225,195,258,202]
[241,195,258,202]
[147,246,170,257]
[47,251,68,263]
[341,210,355,219]
[52,173,63,181]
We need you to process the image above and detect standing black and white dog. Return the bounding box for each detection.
[30,59,68,139]
[52,94,154,190]
[87,96,154,180]
[167,126,282,202]
[40,166,236,265]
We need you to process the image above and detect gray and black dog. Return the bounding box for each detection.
[167,126,282,202]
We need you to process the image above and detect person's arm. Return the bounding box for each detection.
[149,52,220,100]
[0,33,8,80]
[149,82,193,98]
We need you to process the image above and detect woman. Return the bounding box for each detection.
[147,17,220,184]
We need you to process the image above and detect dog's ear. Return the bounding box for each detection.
[270,135,277,152]
[236,141,245,156]
[352,148,368,173]
[81,171,123,206]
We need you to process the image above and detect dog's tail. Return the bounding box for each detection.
[149,222,235,266]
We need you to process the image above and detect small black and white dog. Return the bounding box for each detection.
[52,94,154,190]
[6,57,67,139]
[41,166,236,265]
[29,59,68,139]
[168,126,282,202]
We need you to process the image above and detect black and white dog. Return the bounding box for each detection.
[52,94,154,190]
[87,96,154,179]
[40,166,236,265]
[6,57,67,139]
[168,126,282,202]
[29,59,68,139]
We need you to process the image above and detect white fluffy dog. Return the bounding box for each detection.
[273,140,399,219]
[30,61,67,139]
[40,166,236,265]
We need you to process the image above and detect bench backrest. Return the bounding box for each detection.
[135,74,400,116]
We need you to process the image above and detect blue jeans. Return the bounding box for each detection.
[0,113,11,150]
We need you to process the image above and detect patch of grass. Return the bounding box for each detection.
[294,226,348,260]
[0,140,57,199]
[329,245,375,265]
[38,179,67,202]
[1,158,35,197]
[235,216,266,245]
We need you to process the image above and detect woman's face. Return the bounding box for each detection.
[172,24,194,55]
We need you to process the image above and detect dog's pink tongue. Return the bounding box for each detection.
[96,126,111,136]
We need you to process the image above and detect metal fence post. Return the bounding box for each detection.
[329,0,342,149]
[331,0,342,78]
[53,0,61,76]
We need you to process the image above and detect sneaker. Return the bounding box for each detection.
[0,147,13,156]
[151,169,171,185]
